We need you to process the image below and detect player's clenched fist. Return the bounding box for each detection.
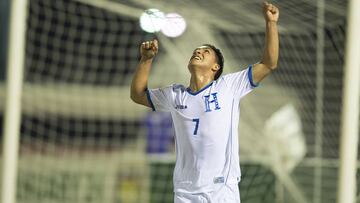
[263,2,279,22]
[140,39,158,60]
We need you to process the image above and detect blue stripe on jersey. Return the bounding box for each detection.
[186,81,214,95]
[248,65,259,88]
[145,88,156,111]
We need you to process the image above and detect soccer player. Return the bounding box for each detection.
[130,2,279,202]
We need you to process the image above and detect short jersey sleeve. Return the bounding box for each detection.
[146,85,174,112]
[222,65,258,99]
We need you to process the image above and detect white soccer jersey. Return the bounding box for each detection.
[146,65,258,194]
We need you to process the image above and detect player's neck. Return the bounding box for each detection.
[188,74,214,93]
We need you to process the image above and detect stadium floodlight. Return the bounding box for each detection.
[161,13,187,38]
[139,8,165,33]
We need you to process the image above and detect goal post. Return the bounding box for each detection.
[337,0,360,202]
[1,0,28,203]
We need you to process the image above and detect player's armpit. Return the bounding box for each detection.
[252,62,274,84]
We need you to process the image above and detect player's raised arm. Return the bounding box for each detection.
[252,2,279,84]
[130,39,158,107]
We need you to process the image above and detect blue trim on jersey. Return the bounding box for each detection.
[248,65,259,88]
[186,81,214,95]
[145,88,156,111]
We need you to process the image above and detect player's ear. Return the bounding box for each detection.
[212,64,220,72]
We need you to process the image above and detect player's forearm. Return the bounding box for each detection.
[261,21,279,70]
[130,58,153,103]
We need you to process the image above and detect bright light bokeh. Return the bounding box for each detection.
[161,13,187,38]
[139,8,165,33]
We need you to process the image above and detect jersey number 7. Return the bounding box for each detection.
[192,118,200,135]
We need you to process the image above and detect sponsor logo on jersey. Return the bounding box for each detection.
[175,105,188,109]
[213,176,225,184]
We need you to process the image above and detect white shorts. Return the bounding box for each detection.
[174,184,240,203]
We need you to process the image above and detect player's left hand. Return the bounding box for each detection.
[263,2,279,22]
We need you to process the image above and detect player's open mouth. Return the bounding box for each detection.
[192,56,201,60]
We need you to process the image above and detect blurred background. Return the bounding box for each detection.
[0,0,354,202]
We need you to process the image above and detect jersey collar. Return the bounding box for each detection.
[186,81,214,96]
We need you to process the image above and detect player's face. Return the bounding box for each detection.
[188,46,218,74]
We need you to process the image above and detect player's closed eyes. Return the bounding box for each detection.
[193,49,210,54]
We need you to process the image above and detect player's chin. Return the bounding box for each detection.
[188,61,199,67]
[187,63,197,73]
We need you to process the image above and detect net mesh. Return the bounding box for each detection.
[0,0,353,202]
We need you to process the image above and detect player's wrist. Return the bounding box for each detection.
[140,56,154,63]
[265,19,278,24]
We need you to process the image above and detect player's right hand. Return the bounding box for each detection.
[140,39,158,60]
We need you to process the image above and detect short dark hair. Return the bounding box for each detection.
[202,44,224,80]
